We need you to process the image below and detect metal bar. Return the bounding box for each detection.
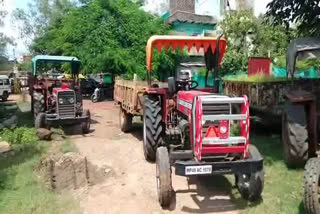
[203,114,246,121]
[203,137,246,145]
[201,146,245,154]
[200,97,245,104]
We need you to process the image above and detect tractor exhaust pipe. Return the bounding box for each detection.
[214,34,224,93]
[204,33,224,92]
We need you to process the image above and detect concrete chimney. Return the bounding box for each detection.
[170,0,195,14]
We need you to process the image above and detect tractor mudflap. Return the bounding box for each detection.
[46,115,89,126]
[174,158,263,177]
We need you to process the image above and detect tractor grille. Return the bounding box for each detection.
[202,103,231,137]
[57,90,76,118]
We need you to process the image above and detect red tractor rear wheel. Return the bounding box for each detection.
[33,91,45,119]
[156,147,172,208]
[235,145,264,202]
[304,158,320,214]
[143,95,164,162]
[35,112,48,129]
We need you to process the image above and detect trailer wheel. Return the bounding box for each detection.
[156,147,172,208]
[119,107,132,132]
[35,112,47,129]
[143,95,163,162]
[304,158,320,214]
[33,91,45,119]
[236,145,264,202]
[282,104,308,168]
[81,109,91,134]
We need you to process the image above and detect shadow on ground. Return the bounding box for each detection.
[129,123,143,141]
[170,176,247,213]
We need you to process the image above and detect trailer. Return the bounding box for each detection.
[223,79,320,126]
[114,79,146,132]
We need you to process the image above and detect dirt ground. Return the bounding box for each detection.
[71,99,240,214]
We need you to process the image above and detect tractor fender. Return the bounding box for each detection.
[144,87,168,124]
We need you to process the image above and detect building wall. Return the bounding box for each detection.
[235,0,254,11]
[171,22,216,35]
[169,0,195,14]
[195,0,226,20]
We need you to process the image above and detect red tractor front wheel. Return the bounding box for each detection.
[81,109,91,134]
[156,147,173,208]
[235,145,264,202]
[35,112,48,129]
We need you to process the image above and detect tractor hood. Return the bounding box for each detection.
[53,85,70,95]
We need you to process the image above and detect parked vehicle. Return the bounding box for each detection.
[80,77,98,97]
[29,55,91,133]
[0,75,11,101]
[224,38,320,214]
[115,35,264,207]
[91,87,103,103]
[89,73,114,99]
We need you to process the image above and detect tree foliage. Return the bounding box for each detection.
[0,9,12,56]
[12,0,80,48]
[22,0,172,79]
[266,0,320,36]
[220,10,294,75]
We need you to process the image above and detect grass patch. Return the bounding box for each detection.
[230,134,305,214]
[0,127,38,145]
[223,73,287,83]
[60,139,78,154]
[0,101,80,214]
[0,144,80,214]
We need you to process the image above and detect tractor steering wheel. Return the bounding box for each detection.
[189,80,198,89]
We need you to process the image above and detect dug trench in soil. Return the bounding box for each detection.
[39,151,113,191]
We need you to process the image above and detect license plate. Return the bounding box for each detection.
[185,165,212,175]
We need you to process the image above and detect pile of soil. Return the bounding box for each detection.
[39,152,112,191]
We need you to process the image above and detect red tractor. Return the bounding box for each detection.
[29,55,90,133]
[142,35,264,207]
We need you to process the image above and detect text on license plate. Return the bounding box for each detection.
[185,165,212,175]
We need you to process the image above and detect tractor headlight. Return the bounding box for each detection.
[68,97,75,104]
[58,98,64,104]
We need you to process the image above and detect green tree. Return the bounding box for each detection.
[220,10,293,75]
[12,0,79,48]
[31,0,172,79]
[266,0,320,36]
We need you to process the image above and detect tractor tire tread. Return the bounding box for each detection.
[156,147,172,207]
[282,104,308,168]
[143,95,163,162]
[304,158,320,214]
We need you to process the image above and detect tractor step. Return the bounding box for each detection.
[170,150,193,160]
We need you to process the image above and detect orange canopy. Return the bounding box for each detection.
[146,35,227,72]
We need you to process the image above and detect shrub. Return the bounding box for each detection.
[0,127,38,145]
